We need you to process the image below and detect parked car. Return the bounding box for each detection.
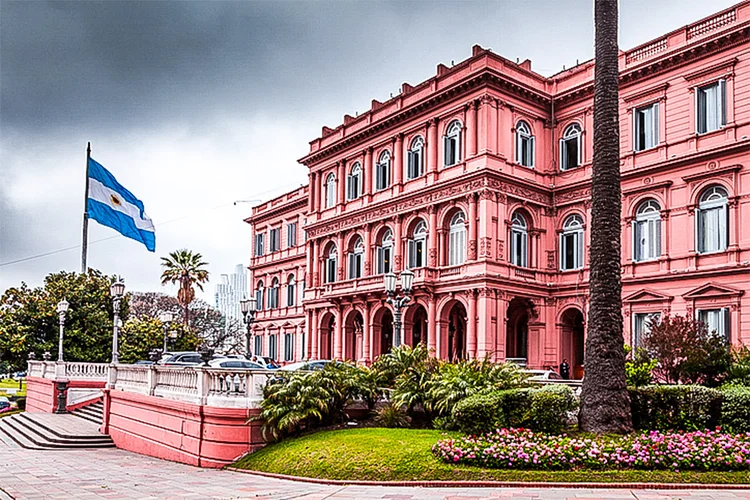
[207,359,264,370]
[161,352,202,366]
[247,356,280,369]
[522,369,564,381]
[278,360,331,372]
[0,396,11,412]
[134,360,154,365]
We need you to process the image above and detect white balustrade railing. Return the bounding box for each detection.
[65,362,109,381]
[27,360,58,380]
[154,367,199,403]
[113,365,150,394]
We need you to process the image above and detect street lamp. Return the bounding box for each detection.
[384,270,414,348]
[159,311,174,353]
[110,280,126,364]
[56,299,69,363]
[240,297,257,358]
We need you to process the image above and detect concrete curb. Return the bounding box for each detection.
[226,467,750,490]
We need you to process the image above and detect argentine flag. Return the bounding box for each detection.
[87,158,156,252]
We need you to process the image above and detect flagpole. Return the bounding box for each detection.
[81,142,91,274]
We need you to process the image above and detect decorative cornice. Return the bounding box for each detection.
[681,163,742,183]
[683,57,738,82]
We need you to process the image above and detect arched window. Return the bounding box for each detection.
[376,150,391,191]
[268,278,279,309]
[448,211,467,266]
[515,121,535,168]
[633,199,661,262]
[408,220,427,269]
[510,212,529,267]
[697,185,729,254]
[444,120,462,167]
[255,281,264,311]
[347,163,362,200]
[348,237,365,279]
[287,275,296,307]
[325,173,336,208]
[560,124,582,171]
[407,136,425,179]
[377,229,393,274]
[560,214,584,270]
[325,246,338,283]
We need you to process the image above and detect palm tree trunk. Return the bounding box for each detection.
[579,0,633,434]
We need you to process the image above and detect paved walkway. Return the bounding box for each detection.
[1,445,750,500]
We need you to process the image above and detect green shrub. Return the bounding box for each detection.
[726,346,750,387]
[720,386,750,433]
[624,346,656,387]
[373,402,410,428]
[451,385,577,435]
[629,385,722,431]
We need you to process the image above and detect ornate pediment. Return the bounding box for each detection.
[623,289,673,303]
[682,282,744,299]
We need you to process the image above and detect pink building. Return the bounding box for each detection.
[248,2,750,378]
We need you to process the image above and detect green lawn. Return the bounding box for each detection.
[232,428,750,484]
[0,379,26,397]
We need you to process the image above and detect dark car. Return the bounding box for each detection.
[162,352,202,366]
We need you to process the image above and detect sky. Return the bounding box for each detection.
[0,0,739,302]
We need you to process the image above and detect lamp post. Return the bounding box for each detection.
[240,298,257,358]
[110,280,125,364]
[159,311,174,353]
[384,270,414,348]
[56,299,69,362]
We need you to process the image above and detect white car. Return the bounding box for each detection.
[278,360,331,372]
[207,359,264,370]
[522,369,564,381]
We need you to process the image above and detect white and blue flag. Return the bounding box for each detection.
[87,157,155,252]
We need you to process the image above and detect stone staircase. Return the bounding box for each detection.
[0,406,113,450]
[72,400,104,425]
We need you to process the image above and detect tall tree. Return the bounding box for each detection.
[160,249,209,327]
[579,0,633,434]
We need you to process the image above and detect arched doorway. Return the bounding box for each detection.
[405,304,428,348]
[560,308,585,379]
[446,302,467,361]
[506,298,531,366]
[319,312,335,360]
[372,307,394,356]
[343,310,363,361]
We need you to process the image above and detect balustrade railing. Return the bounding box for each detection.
[113,365,150,394]
[65,362,109,380]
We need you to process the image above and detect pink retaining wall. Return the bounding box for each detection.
[103,390,265,468]
[25,377,106,413]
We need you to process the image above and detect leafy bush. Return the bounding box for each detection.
[643,315,731,386]
[373,402,410,428]
[624,345,656,387]
[451,385,577,435]
[726,346,750,387]
[258,362,378,440]
[434,428,750,471]
[720,386,750,433]
[629,385,722,431]
[376,344,441,417]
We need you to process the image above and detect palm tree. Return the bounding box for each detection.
[160,249,209,327]
[579,0,633,434]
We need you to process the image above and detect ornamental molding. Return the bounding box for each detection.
[681,163,742,183]
[621,82,669,104]
[683,57,738,82]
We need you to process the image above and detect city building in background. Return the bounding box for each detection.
[214,264,248,322]
[247,3,750,375]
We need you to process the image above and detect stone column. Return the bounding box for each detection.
[427,295,437,355]
[363,223,372,276]
[438,229,446,266]
[394,215,403,272]
[495,292,507,360]
[467,100,478,158]
[311,308,319,359]
[467,290,478,359]
[334,304,343,360]
[362,301,371,364]
[309,171,317,213]
[363,148,373,201]
[338,160,346,208]
[477,288,494,359]
[336,232,344,281]
[428,206,438,267]
[393,134,403,190]
[477,94,498,155]
[427,118,439,180]
[311,239,319,287]
[477,190,495,261]
[468,193,478,261]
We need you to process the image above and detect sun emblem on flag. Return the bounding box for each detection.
[110,194,122,206]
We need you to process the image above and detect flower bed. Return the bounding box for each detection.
[433,428,750,471]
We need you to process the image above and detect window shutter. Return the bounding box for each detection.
[655,218,662,258]
[559,139,565,170]
[696,209,704,253]
[559,233,565,269]
[632,221,639,261]
[719,204,728,250]
[530,136,535,168]
[576,136,582,166]
[723,307,731,342]
[652,103,660,147]
[408,240,416,269]
[577,231,584,268]
[444,136,452,166]
[697,87,706,133]
[719,79,727,126]
[348,254,355,279]
[515,132,521,164]
[377,247,384,274]
[521,231,528,267]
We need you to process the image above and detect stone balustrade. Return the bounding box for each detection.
[65,362,109,381]
[27,360,59,380]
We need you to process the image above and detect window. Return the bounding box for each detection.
[448,211,467,266]
[325,173,336,208]
[444,120,462,167]
[254,234,265,256]
[697,308,730,342]
[632,312,661,348]
[376,151,391,191]
[287,223,297,248]
[634,103,659,151]
[268,278,279,309]
[269,228,281,252]
[696,80,726,134]
[560,214,584,271]
[407,136,425,179]
[697,186,729,254]
[255,282,264,311]
[510,212,528,267]
[325,246,337,283]
[287,275,296,307]
[515,121,535,168]
[269,334,278,360]
[347,163,362,200]
[633,199,661,262]
[377,230,393,274]
[284,333,294,362]
[253,335,263,356]
[408,220,427,269]
[560,124,582,171]
[348,237,365,279]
